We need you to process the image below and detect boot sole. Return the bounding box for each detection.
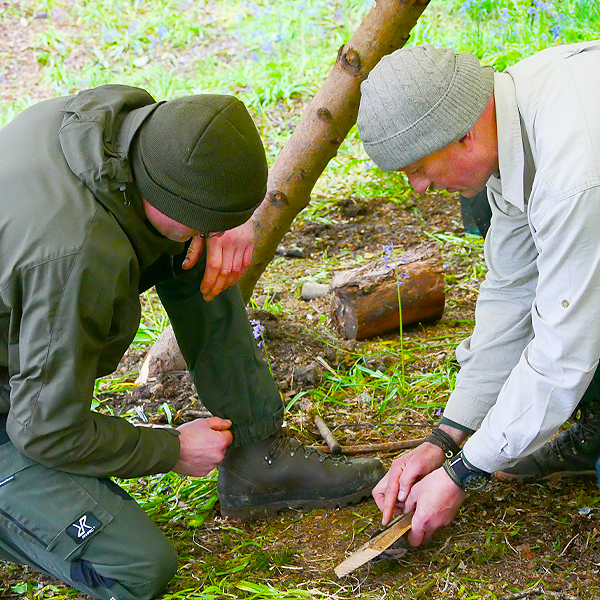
[496,469,596,483]
[219,487,374,520]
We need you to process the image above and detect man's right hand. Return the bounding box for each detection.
[373,442,447,526]
[173,417,233,477]
[373,423,467,526]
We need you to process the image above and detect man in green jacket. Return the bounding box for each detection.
[0,85,384,600]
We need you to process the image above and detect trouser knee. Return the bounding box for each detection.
[73,490,179,600]
[69,541,178,600]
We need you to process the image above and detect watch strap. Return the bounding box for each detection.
[443,451,490,492]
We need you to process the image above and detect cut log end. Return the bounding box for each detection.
[331,243,445,340]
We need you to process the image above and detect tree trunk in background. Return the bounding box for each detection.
[239,0,432,302]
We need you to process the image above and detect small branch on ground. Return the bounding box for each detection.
[498,587,579,600]
[311,438,425,455]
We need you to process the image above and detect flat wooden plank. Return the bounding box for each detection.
[335,513,413,577]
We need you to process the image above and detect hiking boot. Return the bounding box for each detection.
[217,434,385,519]
[498,407,600,482]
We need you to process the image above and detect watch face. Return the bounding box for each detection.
[463,472,489,491]
[445,454,490,492]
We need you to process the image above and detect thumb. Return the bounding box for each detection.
[182,236,205,270]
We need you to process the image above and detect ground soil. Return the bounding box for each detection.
[2,5,600,600]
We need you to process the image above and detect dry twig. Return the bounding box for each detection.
[498,587,579,600]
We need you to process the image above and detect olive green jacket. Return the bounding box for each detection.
[0,85,185,478]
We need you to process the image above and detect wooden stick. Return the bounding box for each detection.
[335,513,413,577]
[311,437,425,455]
[314,415,342,455]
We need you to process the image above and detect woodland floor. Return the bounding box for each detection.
[2,3,600,600]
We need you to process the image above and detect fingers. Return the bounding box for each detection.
[382,464,403,526]
[374,444,449,527]
[206,417,232,431]
[206,417,233,447]
[173,417,234,476]
[185,222,254,301]
[200,241,224,300]
[403,468,467,547]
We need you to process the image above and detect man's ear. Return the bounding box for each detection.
[457,128,476,153]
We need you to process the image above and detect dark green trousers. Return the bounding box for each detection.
[0,271,283,598]
[0,435,177,599]
[156,258,284,447]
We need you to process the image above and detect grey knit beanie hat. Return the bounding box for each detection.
[357,44,494,171]
[131,95,267,233]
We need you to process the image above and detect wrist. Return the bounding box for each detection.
[438,423,469,445]
[424,427,461,458]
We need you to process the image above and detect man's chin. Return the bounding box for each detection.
[457,187,484,198]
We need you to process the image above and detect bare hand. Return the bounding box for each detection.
[173,417,233,477]
[403,467,467,546]
[181,221,254,301]
[373,442,447,526]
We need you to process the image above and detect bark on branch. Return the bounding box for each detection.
[239,0,432,301]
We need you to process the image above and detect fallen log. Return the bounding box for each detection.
[331,243,445,340]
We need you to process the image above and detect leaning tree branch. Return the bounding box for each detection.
[141,0,432,378]
[239,0,432,301]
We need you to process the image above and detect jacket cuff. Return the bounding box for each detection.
[135,425,181,475]
[443,388,492,432]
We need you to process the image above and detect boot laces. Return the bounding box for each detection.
[549,409,596,460]
[265,435,351,466]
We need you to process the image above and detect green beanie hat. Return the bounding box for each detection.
[131,95,267,233]
[358,44,494,171]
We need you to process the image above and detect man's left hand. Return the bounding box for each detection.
[403,467,467,546]
[182,220,254,301]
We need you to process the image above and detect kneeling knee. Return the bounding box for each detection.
[124,543,179,599]
[71,543,178,600]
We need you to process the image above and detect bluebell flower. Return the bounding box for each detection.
[382,244,393,269]
[250,319,266,348]
[102,25,117,44]
[551,23,561,39]
[157,24,168,41]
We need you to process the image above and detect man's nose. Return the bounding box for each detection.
[406,172,431,194]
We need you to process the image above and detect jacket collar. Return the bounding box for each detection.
[58,85,183,270]
[490,71,532,212]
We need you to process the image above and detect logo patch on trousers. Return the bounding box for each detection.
[66,512,102,543]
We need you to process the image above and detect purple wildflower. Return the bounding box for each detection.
[250,319,265,348]
[382,244,393,269]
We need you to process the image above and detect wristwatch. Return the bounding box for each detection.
[443,451,490,492]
